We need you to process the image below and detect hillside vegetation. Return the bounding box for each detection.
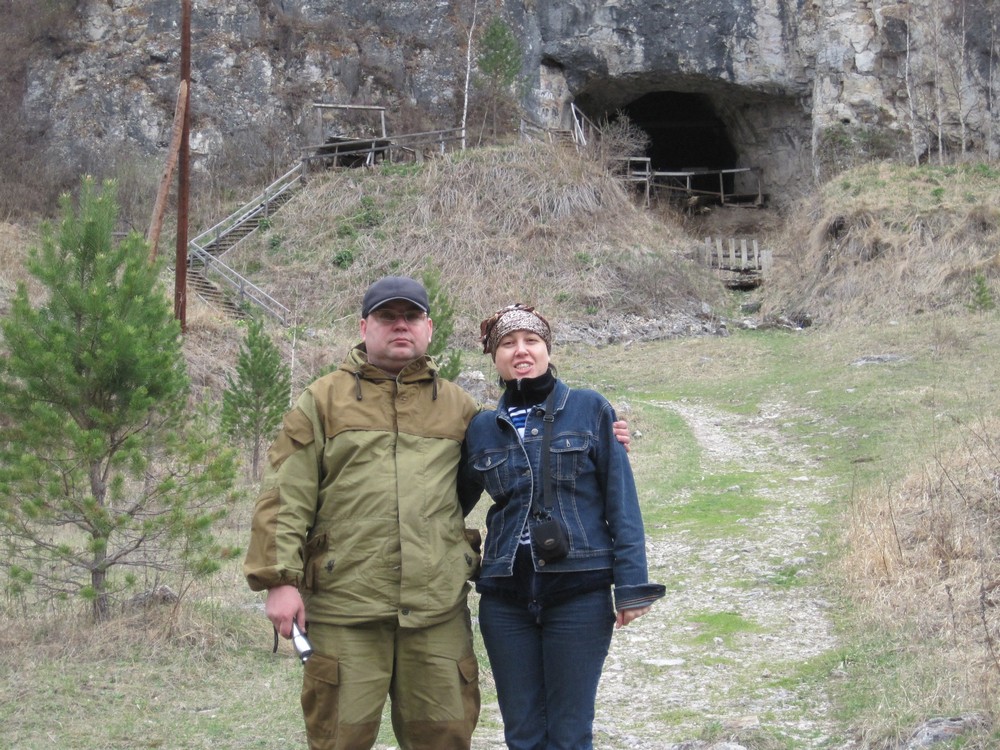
[764,161,1000,324]
[227,143,722,330]
[2,142,1000,748]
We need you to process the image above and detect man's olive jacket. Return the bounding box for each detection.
[243,345,482,628]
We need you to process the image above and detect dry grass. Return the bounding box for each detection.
[223,142,719,349]
[764,161,1000,324]
[843,415,1000,733]
[0,222,37,315]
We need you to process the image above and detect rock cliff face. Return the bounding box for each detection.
[15,0,1000,205]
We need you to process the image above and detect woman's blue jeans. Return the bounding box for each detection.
[479,587,615,750]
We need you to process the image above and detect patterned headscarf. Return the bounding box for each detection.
[480,303,552,358]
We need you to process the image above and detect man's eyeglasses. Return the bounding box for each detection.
[370,308,428,325]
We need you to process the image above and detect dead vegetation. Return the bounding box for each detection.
[763,161,1000,324]
[843,416,1000,741]
[223,141,720,348]
[0,222,35,316]
[750,159,1000,744]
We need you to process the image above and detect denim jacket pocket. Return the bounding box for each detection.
[471,447,514,504]
[550,433,590,480]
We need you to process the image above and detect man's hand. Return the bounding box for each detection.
[266,584,307,638]
[613,420,631,452]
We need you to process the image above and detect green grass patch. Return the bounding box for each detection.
[686,610,763,647]
[654,482,769,537]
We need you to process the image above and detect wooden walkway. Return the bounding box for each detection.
[615,157,765,208]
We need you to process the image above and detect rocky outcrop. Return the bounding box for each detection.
[13,1,1000,205]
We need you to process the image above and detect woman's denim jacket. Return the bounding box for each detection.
[460,378,664,610]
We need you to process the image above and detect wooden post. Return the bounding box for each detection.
[174,0,191,331]
[147,80,187,263]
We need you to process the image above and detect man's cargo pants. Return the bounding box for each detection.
[300,605,480,750]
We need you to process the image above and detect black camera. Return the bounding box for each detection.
[530,517,569,563]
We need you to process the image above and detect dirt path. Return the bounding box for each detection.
[469,399,840,749]
[594,400,840,749]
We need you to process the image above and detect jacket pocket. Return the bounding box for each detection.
[551,433,590,480]
[302,530,329,593]
[471,448,513,503]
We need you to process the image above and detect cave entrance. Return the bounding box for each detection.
[616,91,739,199]
[619,92,735,170]
[580,90,755,203]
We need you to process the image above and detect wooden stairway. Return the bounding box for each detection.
[186,270,249,320]
[187,163,301,324]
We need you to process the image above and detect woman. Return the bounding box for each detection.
[461,303,665,750]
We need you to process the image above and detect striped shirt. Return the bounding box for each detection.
[507,403,537,545]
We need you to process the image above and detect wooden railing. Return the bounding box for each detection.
[699,236,772,289]
[654,167,764,206]
[701,237,772,271]
[299,128,466,171]
[611,157,652,205]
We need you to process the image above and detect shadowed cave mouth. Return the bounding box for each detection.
[576,91,740,198]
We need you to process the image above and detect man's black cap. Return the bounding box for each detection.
[361,276,430,317]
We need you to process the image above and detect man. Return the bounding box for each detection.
[244,276,481,750]
[244,276,630,750]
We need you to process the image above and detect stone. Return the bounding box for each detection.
[13,0,997,207]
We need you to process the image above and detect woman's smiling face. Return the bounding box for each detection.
[493,329,550,381]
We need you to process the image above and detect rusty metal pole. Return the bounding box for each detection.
[174,0,191,330]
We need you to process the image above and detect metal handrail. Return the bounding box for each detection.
[186,162,302,324]
[570,103,601,147]
[190,162,303,251]
[188,245,290,324]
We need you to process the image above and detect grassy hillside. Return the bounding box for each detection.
[763,161,1000,324]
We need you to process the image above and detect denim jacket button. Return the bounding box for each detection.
[530,428,539,436]
[537,559,546,567]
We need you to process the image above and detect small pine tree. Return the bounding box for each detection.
[0,177,237,621]
[221,318,291,479]
[968,272,996,312]
[476,17,524,139]
[422,267,463,381]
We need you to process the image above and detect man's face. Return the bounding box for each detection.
[360,301,434,374]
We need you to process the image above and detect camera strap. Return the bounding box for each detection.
[532,389,557,519]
